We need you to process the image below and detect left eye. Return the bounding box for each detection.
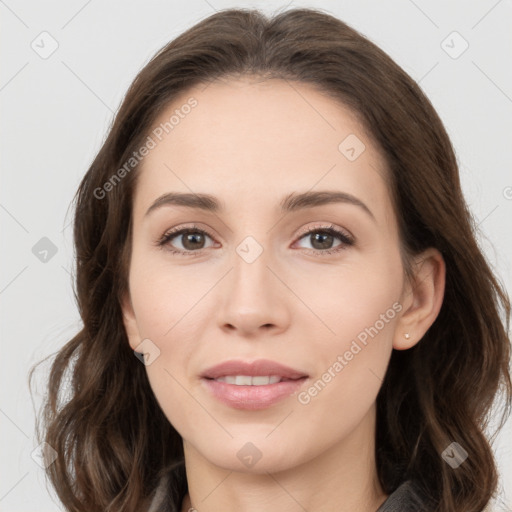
[157,224,354,256]
[295,226,354,254]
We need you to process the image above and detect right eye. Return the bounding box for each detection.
[157,224,217,255]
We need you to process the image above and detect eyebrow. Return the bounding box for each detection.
[145,190,375,221]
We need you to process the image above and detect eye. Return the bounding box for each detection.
[293,224,354,256]
[156,224,216,256]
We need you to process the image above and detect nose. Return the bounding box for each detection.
[217,246,290,337]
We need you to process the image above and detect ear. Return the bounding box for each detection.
[393,247,446,350]
[120,291,142,352]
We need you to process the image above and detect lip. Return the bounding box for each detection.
[200,359,308,380]
[200,359,309,410]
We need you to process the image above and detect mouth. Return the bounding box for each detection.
[200,358,308,380]
[209,375,296,385]
[200,359,309,410]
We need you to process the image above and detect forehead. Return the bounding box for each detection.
[134,77,392,221]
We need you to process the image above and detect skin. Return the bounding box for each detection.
[122,77,445,512]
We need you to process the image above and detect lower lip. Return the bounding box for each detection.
[201,377,308,410]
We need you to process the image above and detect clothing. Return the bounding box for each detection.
[147,465,427,512]
[376,480,429,511]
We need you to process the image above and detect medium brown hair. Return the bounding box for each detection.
[30,7,511,512]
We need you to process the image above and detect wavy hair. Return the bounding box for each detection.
[30,7,511,512]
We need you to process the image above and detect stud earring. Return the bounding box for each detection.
[404,333,410,340]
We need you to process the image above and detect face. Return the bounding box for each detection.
[122,77,410,474]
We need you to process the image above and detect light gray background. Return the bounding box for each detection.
[1,1,511,510]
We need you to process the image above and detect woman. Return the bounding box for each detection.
[32,7,511,512]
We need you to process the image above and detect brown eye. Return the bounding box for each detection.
[294,225,354,256]
[308,231,336,250]
[157,225,215,255]
[179,231,207,250]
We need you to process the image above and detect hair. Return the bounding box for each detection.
[29,6,511,512]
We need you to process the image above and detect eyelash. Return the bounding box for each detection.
[156,223,355,257]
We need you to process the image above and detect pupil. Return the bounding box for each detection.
[312,232,332,250]
[183,233,204,249]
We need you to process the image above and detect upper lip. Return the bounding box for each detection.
[201,359,308,380]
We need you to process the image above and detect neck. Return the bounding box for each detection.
[180,406,388,512]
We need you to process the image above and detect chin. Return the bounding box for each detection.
[191,436,308,475]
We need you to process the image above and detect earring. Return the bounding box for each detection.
[404,333,410,340]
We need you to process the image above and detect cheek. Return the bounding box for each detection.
[127,247,213,391]
[292,270,400,441]
[128,247,206,338]
[290,247,403,346]
[128,262,204,435]
[295,251,402,405]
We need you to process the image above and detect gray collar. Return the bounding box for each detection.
[376,480,428,511]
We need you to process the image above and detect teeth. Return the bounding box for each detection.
[214,375,282,385]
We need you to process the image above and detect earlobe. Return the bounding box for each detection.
[393,248,446,350]
[120,293,141,351]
